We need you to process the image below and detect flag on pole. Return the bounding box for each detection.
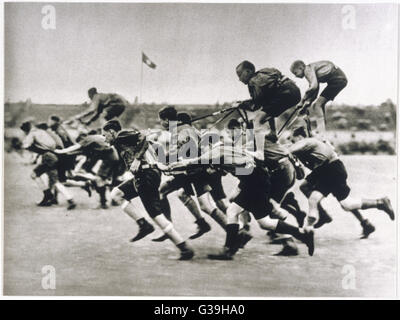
[142,52,157,69]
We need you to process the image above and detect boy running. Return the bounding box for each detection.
[288,126,394,243]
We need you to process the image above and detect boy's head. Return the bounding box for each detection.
[102,119,122,144]
[20,119,33,134]
[227,118,241,130]
[290,60,306,78]
[177,112,192,125]
[88,87,97,99]
[158,105,178,129]
[236,60,255,84]
[48,114,61,129]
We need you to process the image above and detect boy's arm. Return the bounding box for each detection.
[53,143,82,155]
[288,139,310,155]
[83,95,103,125]
[301,65,320,105]
[75,95,101,122]
[22,132,34,150]
[167,148,214,171]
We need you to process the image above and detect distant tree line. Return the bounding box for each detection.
[4,99,397,132]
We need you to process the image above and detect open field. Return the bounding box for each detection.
[3,154,397,297]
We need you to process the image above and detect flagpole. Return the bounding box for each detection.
[140,52,143,104]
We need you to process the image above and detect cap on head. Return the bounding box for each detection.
[88,87,97,98]
[292,126,308,138]
[290,60,305,73]
[177,112,192,125]
[159,105,178,121]
[103,119,122,132]
[236,60,255,73]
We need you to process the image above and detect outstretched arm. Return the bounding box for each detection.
[74,95,101,123]
[53,143,82,155]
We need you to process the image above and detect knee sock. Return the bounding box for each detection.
[55,182,73,201]
[153,214,184,247]
[361,199,379,210]
[215,200,228,214]
[179,194,203,220]
[350,209,366,224]
[185,198,204,220]
[210,208,227,230]
[43,188,54,199]
[64,180,86,187]
[281,192,303,218]
[34,176,47,191]
[97,186,107,205]
[121,200,145,222]
[239,211,251,230]
[225,224,239,249]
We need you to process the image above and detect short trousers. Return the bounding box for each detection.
[159,172,211,197]
[233,167,272,220]
[56,154,76,182]
[117,168,165,218]
[270,160,296,202]
[34,152,58,177]
[104,104,126,121]
[134,169,165,217]
[306,159,350,201]
[117,178,138,201]
[320,68,348,101]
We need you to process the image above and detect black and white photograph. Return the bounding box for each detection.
[2,1,398,298]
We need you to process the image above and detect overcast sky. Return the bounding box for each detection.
[4,2,398,105]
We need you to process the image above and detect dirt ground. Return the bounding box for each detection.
[3,153,397,297]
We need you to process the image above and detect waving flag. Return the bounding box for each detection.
[142,52,157,69]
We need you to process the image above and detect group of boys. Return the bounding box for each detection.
[19,59,395,261]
